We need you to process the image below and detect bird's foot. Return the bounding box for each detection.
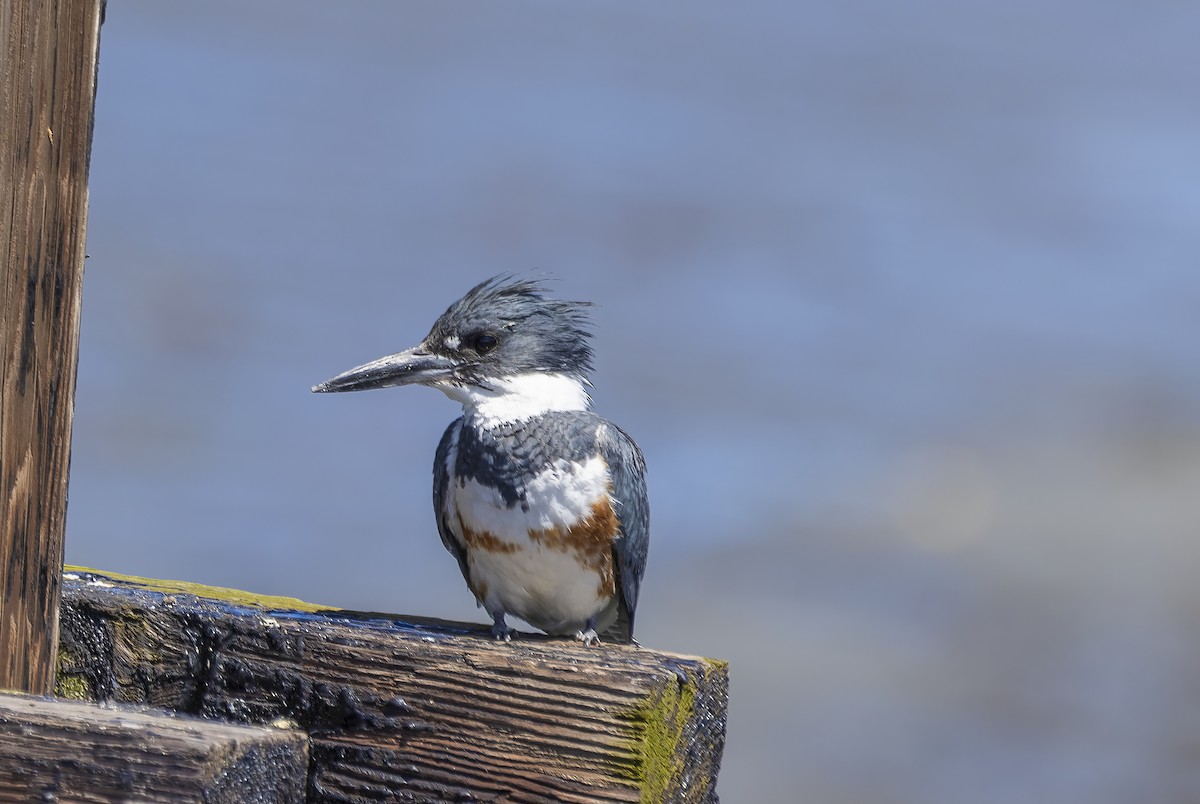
[490,612,515,642]
[574,618,601,647]
[574,628,601,646]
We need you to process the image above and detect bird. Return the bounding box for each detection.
[312,277,649,646]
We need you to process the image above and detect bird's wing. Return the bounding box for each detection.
[596,421,649,643]
[433,417,472,588]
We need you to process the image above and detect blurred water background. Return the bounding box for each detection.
[67,3,1200,801]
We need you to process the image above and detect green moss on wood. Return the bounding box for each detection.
[618,657,726,802]
[64,565,331,613]
[54,649,90,700]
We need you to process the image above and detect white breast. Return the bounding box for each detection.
[445,454,619,635]
[455,455,609,538]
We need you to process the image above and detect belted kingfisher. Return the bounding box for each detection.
[312,277,648,645]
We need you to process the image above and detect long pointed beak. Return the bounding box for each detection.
[311,345,457,393]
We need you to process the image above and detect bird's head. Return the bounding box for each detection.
[312,276,595,421]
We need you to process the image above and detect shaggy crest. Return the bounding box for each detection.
[425,275,595,381]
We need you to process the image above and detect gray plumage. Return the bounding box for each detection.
[425,276,595,385]
[594,419,649,640]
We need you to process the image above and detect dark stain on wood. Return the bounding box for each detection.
[57,570,728,803]
[0,692,308,803]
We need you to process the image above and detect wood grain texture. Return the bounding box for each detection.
[58,569,729,802]
[0,691,308,803]
[0,0,104,693]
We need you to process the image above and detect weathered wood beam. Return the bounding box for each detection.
[58,568,728,803]
[0,691,308,802]
[0,0,104,694]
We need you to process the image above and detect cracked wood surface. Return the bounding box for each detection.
[0,692,308,803]
[57,569,728,803]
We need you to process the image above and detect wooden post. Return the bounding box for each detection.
[0,0,104,693]
[0,693,309,801]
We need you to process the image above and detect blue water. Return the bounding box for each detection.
[67,3,1200,801]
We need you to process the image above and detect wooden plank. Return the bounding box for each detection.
[0,0,104,694]
[0,691,308,803]
[58,568,729,802]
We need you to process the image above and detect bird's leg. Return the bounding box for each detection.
[574,617,601,647]
[489,609,515,642]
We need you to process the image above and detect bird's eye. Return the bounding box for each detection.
[473,333,498,354]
